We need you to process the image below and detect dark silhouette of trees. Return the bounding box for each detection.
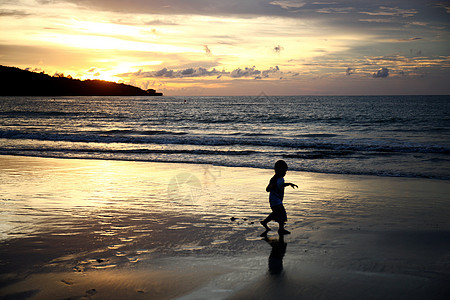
[0,65,162,96]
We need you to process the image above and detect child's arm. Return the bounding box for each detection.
[284,182,298,189]
[266,181,275,192]
[266,177,277,192]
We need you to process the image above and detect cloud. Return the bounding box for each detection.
[373,67,389,78]
[0,9,30,17]
[361,6,417,18]
[367,55,409,63]
[358,18,393,23]
[154,68,175,78]
[274,45,284,54]
[204,45,212,55]
[59,0,294,16]
[45,0,442,34]
[229,66,261,78]
[269,1,306,9]
[262,66,280,77]
[127,67,223,78]
[54,0,365,18]
[180,67,220,77]
[396,37,422,42]
[181,68,195,76]
[315,7,353,14]
[433,2,450,14]
[122,65,282,80]
[229,66,280,79]
[143,19,179,26]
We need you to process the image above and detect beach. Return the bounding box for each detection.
[1,155,449,299]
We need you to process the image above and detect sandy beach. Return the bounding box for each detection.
[1,155,449,299]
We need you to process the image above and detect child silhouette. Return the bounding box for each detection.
[261,160,297,235]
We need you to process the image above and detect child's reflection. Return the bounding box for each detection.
[262,232,287,275]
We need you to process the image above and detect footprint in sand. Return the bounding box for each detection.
[62,288,97,300]
[86,289,97,296]
[61,279,74,285]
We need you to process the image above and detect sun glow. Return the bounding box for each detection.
[34,32,203,54]
[79,61,162,83]
[80,72,120,83]
[1,0,448,95]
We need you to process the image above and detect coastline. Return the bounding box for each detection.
[1,155,449,299]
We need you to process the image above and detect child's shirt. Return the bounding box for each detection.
[269,176,285,207]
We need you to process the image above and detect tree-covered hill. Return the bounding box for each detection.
[0,66,162,96]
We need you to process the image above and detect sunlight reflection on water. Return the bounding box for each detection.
[1,155,449,245]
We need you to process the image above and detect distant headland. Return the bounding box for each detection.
[0,65,162,96]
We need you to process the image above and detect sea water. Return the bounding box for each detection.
[1,95,449,179]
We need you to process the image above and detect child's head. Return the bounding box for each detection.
[274,160,288,177]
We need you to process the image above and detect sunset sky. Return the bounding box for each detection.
[1,0,449,95]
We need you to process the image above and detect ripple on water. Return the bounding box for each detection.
[167,225,188,230]
[50,232,81,236]
[127,257,139,263]
[97,215,114,219]
[245,236,262,241]
[92,263,117,269]
[176,245,205,251]
[110,225,131,230]
[107,244,125,250]
[209,224,229,229]
[99,231,119,236]
[119,237,135,242]
[211,240,228,245]
[133,229,152,233]
[232,227,246,231]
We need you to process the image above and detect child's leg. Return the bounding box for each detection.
[278,222,290,235]
[274,205,290,235]
[261,213,273,230]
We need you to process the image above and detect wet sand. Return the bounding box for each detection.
[0,155,449,299]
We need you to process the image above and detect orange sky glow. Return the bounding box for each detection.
[1,0,449,95]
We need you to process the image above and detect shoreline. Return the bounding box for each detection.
[2,153,449,181]
[1,155,449,299]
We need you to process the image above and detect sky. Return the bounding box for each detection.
[1,0,449,96]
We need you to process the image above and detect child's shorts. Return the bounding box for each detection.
[270,204,287,223]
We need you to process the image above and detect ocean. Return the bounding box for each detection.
[1,95,449,179]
